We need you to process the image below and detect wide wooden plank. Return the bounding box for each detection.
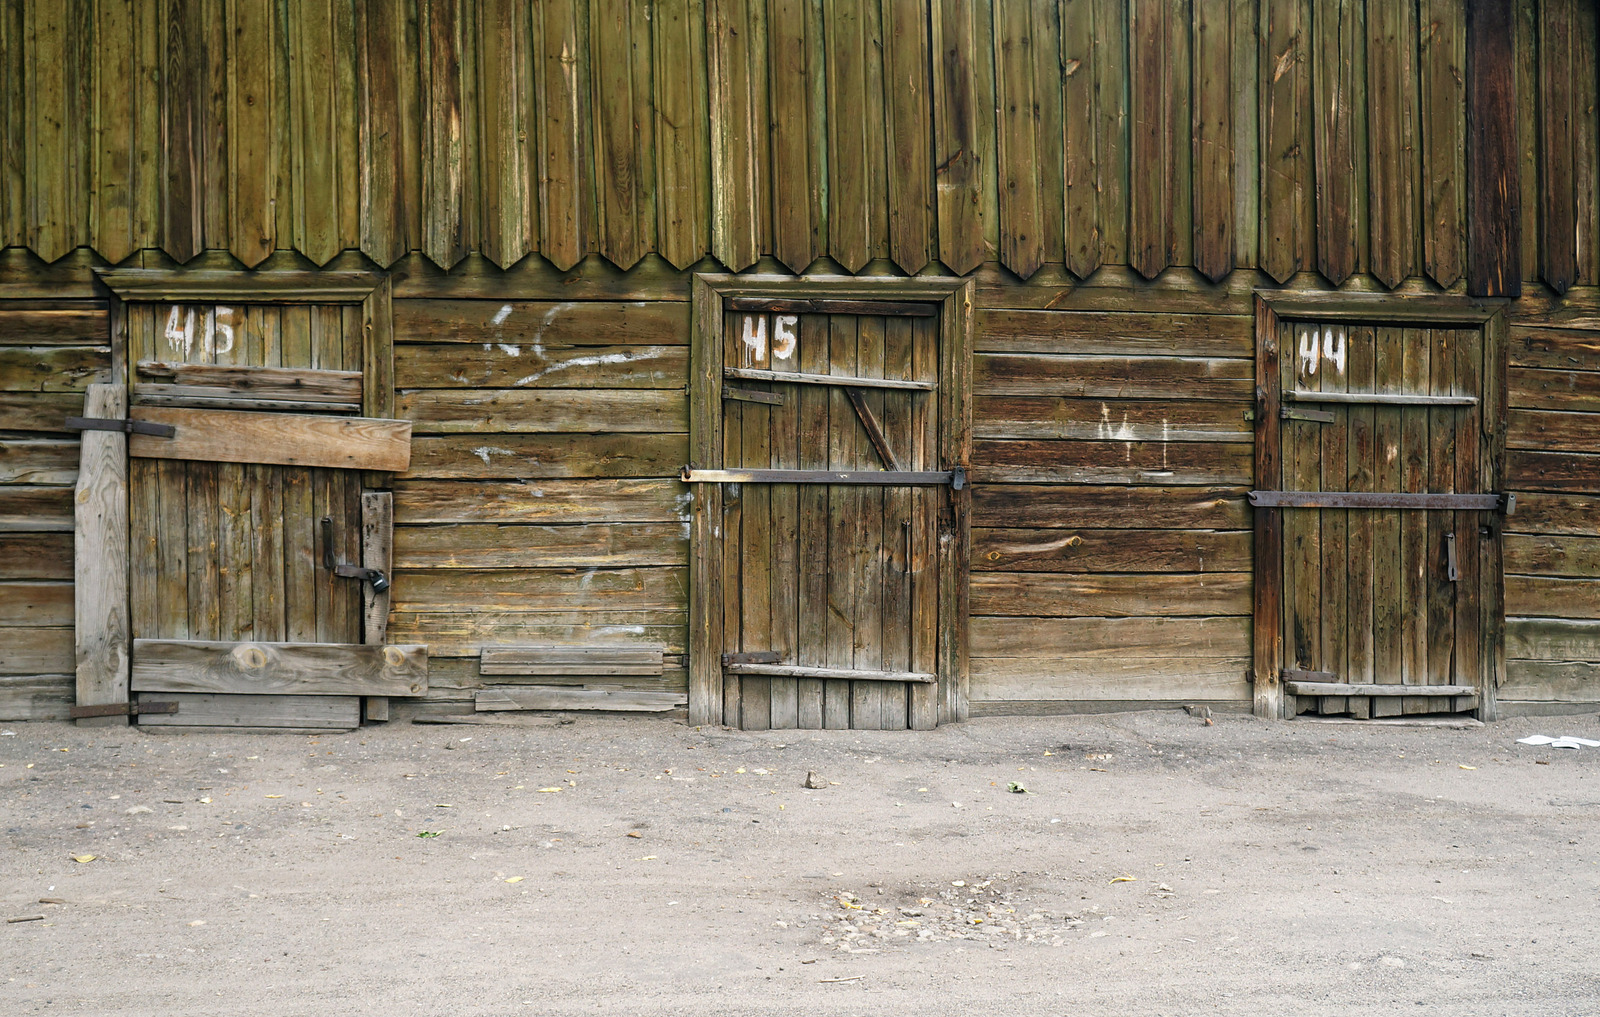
[974,353,1254,400]
[135,361,363,402]
[652,0,711,270]
[929,0,990,275]
[975,310,1252,357]
[387,611,685,658]
[0,627,73,675]
[136,692,362,728]
[1506,576,1600,619]
[394,522,688,569]
[1508,409,1600,454]
[394,299,689,345]
[394,567,686,615]
[1367,0,1419,289]
[0,581,72,626]
[0,391,86,432]
[972,527,1251,573]
[403,433,686,479]
[481,644,665,675]
[0,307,108,345]
[393,478,686,524]
[1419,0,1465,288]
[0,485,73,530]
[1259,0,1309,283]
[73,384,129,725]
[971,440,1252,485]
[1505,492,1600,536]
[1504,533,1600,577]
[881,0,931,274]
[0,532,72,579]
[0,675,73,721]
[971,572,1251,618]
[0,439,77,485]
[128,407,411,471]
[0,346,108,391]
[972,484,1250,529]
[705,0,765,271]
[1508,450,1600,491]
[1507,368,1600,411]
[1509,327,1600,370]
[972,614,1251,658]
[1507,617,1600,660]
[1191,0,1234,282]
[1501,659,1600,702]
[970,655,1251,702]
[395,343,686,389]
[130,638,426,696]
[1464,0,1520,297]
[397,389,686,434]
[476,687,685,712]
[1310,0,1361,284]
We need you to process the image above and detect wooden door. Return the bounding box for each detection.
[718,309,941,730]
[1269,320,1494,718]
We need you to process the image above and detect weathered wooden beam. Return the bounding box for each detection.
[135,692,361,729]
[475,687,686,712]
[128,407,412,471]
[361,490,395,722]
[726,297,939,317]
[724,663,936,683]
[723,367,935,391]
[136,361,364,402]
[1285,681,1477,697]
[73,384,130,727]
[480,645,666,676]
[130,639,428,696]
[1465,0,1521,297]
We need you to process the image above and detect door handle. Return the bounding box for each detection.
[1444,531,1459,582]
[322,515,391,592]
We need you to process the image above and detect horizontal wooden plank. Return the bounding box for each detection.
[0,308,109,345]
[0,391,86,432]
[397,389,687,434]
[973,528,1251,573]
[1288,390,1478,407]
[388,254,696,303]
[972,615,1251,658]
[1501,659,1600,702]
[725,663,935,683]
[393,567,687,612]
[481,644,665,676]
[975,397,1252,443]
[724,367,935,391]
[131,390,362,413]
[1508,451,1600,491]
[1285,681,1476,697]
[393,299,690,345]
[1508,326,1600,370]
[0,485,73,530]
[403,434,687,479]
[97,270,381,303]
[0,440,79,484]
[0,347,109,392]
[136,362,364,402]
[1508,368,1600,411]
[972,485,1251,529]
[394,522,688,569]
[395,343,687,388]
[130,639,428,696]
[129,407,412,471]
[0,626,72,674]
[475,687,686,712]
[1505,492,1600,535]
[727,297,939,316]
[425,656,689,693]
[0,675,74,721]
[1506,576,1600,618]
[1505,534,1600,577]
[972,440,1252,485]
[970,265,1261,314]
[393,478,689,524]
[1507,617,1600,659]
[971,572,1252,617]
[683,469,952,485]
[974,353,1254,400]
[388,611,685,657]
[1507,409,1600,453]
[0,533,73,578]
[970,654,1251,701]
[135,692,362,728]
[0,581,73,626]
[975,310,1252,357]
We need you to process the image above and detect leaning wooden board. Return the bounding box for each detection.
[130,639,427,697]
[128,407,412,471]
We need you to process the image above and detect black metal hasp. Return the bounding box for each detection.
[69,701,179,719]
[322,516,389,591]
[1247,491,1514,513]
[722,651,781,666]
[64,415,177,438]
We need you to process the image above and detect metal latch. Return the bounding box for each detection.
[322,516,390,592]
[950,465,966,491]
[64,416,176,438]
[69,701,179,719]
[1444,532,1459,582]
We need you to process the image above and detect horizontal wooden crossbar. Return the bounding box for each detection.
[725,663,937,683]
[683,468,955,486]
[128,407,412,471]
[1285,681,1478,697]
[1286,389,1479,406]
[1248,491,1506,510]
[724,367,935,391]
[727,296,940,317]
[131,639,428,696]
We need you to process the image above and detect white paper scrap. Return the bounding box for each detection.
[1517,735,1600,749]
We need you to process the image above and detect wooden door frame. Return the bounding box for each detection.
[1251,291,1509,721]
[687,274,974,727]
[71,268,397,725]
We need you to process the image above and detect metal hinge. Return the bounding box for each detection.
[64,416,176,438]
[69,701,179,719]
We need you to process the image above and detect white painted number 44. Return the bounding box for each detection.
[1298,325,1346,376]
[165,305,235,358]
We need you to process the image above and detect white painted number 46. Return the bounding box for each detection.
[165,305,235,358]
[1298,325,1346,376]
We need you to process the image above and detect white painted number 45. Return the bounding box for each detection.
[740,314,798,362]
[165,305,235,358]
[1298,325,1346,376]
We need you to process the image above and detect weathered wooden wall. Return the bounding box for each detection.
[0,0,1592,290]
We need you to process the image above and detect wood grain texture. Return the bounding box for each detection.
[128,407,412,471]
[1465,0,1521,296]
[130,638,427,696]
[73,384,130,725]
[476,687,685,712]
[136,691,361,728]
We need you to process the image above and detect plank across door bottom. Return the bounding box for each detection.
[1285,681,1476,697]
[131,639,428,696]
[725,663,936,683]
[135,693,361,729]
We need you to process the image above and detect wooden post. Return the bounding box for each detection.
[1252,301,1284,719]
[361,490,393,722]
[74,384,131,727]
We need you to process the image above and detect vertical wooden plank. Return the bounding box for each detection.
[1419,0,1465,289]
[1259,0,1309,283]
[795,313,829,728]
[1452,327,1481,699]
[1371,324,1403,715]
[739,313,773,730]
[534,0,593,271]
[591,0,655,270]
[360,489,393,722]
[154,459,189,641]
[881,0,932,274]
[1284,324,1321,680]
[1192,0,1234,282]
[908,312,939,729]
[358,0,418,267]
[824,315,858,728]
[26,0,74,261]
[332,0,360,254]
[937,282,972,723]
[766,0,824,273]
[1252,301,1282,718]
[420,0,470,268]
[159,0,203,262]
[1345,326,1376,689]
[1398,328,1428,690]
[688,278,723,727]
[706,0,765,271]
[217,460,253,642]
[249,464,286,642]
[1312,0,1361,285]
[228,0,275,266]
[721,325,744,726]
[851,316,886,729]
[474,0,533,269]
[992,0,1043,279]
[1418,328,1455,712]
[200,0,231,253]
[1319,325,1348,713]
[652,0,710,270]
[1367,0,1419,289]
[186,462,220,642]
[1465,0,1520,296]
[930,0,987,274]
[282,465,316,643]
[93,0,135,263]
[1480,311,1506,720]
[769,323,800,729]
[363,280,395,423]
[880,315,913,730]
[133,0,161,251]
[1571,0,1597,286]
[129,457,159,641]
[825,0,872,272]
[1230,0,1258,269]
[1060,0,1101,278]
[1031,0,1064,271]
[1537,0,1576,293]
[75,385,129,726]
[1127,0,1164,279]
[0,0,23,247]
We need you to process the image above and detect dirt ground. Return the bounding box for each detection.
[3,708,1598,1016]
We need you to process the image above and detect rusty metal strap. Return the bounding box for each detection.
[1249,491,1510,512]
[65,416,177,438]
[683,467,962,488]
